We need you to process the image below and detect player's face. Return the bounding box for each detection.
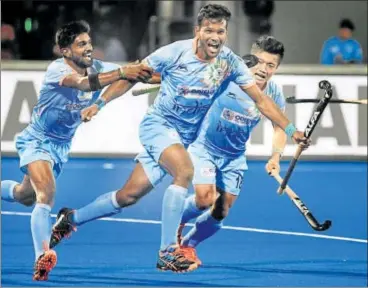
[250,51,280,87]
[195,19,228,59]
[69,33,93,68]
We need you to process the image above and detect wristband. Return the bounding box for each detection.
[95,98,106,110]
[118,68,126,80]
[284,123,297,138]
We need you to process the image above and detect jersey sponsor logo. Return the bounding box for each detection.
[221,108,255,126]
[77,91,93,101]
[177,86,215,99]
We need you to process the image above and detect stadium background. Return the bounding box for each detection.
[1,0,367,287]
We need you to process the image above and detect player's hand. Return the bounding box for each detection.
[266,157,280,175]
[292,131,311,150]
[120,63,153,82]
[81,105,99,122]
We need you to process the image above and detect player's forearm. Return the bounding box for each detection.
[271,126,287,161]
[62,69,124,92]
[256,95,290,130]
[99,79,135,104]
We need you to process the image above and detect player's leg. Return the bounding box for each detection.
[8,129,61,281]
[138,113,198,272]
[50,150,166,248]
[27,159,58,281]
[2,175,36,206]
[178,143,218,245]
[181,155,247,262]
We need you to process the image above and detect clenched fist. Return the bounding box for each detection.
[81,104,99,122]
[120,63,153,82]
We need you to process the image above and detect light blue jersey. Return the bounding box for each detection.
[16,58,119,177]
[196,80,285,158]
[28,58,119,142]
[144,39,255,145]
[320,36,363,65]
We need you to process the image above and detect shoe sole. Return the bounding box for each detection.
[33,250,57,281]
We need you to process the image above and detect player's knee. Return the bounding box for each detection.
[174,166,194,185]
[196,191,216,210]
[33,180,56,205]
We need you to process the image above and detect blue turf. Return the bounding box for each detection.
[1,157,367,286]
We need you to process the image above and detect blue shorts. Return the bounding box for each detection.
[135,150,167,187]
[188,141,248,195]
[16,127,71,179]
[139,111,184,163]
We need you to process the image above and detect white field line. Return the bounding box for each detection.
[1,210,367,244]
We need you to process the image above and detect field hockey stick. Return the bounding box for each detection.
[132,85,161,96]
[271,171,332,231]
[131,54,259,96]
[286,96,367,105]
[277,80,333,194]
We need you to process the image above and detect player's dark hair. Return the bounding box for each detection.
[251,35,285,63]
[56,20,90,49]
[197,4,231,26]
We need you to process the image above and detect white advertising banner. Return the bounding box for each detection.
[1,71,367,158]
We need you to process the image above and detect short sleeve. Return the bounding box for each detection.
[45,61,74,86]
[229,53,255,88]
[144,41,182,73]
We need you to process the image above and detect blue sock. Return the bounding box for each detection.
[160,184,188,251]
[31,203,52,260]
[1,180,18,202]
[182,210,223,248]
[181,194,206,224]
[73,191,121,226]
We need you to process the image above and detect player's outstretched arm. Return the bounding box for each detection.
[265,124,287,175]
[240,84,308,145]
[61,63,153,92]
[81,79,135,122]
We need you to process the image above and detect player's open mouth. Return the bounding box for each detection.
[255,73,266,81]
[207,43,220,53]
[84,52,92,60]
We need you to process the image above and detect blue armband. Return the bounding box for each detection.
[285,123,297,138]
[95,98,106,110]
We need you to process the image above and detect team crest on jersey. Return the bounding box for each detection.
[202,58,230,88]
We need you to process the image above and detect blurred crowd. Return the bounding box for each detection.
[1,0,156,62]
[1,1,365,65]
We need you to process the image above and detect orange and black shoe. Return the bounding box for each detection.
[33,244,57,281]
[50,208,76,249]
[180,246,202,266]
[156,246,198,273]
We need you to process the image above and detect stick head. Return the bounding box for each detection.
[313,220,332,231]
[319,80,332,90]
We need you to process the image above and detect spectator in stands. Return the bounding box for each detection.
[1,23,18,59]
[320,18,363,65]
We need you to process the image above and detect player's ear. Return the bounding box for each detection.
[61,48,71,58]
[194,25,200,37]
